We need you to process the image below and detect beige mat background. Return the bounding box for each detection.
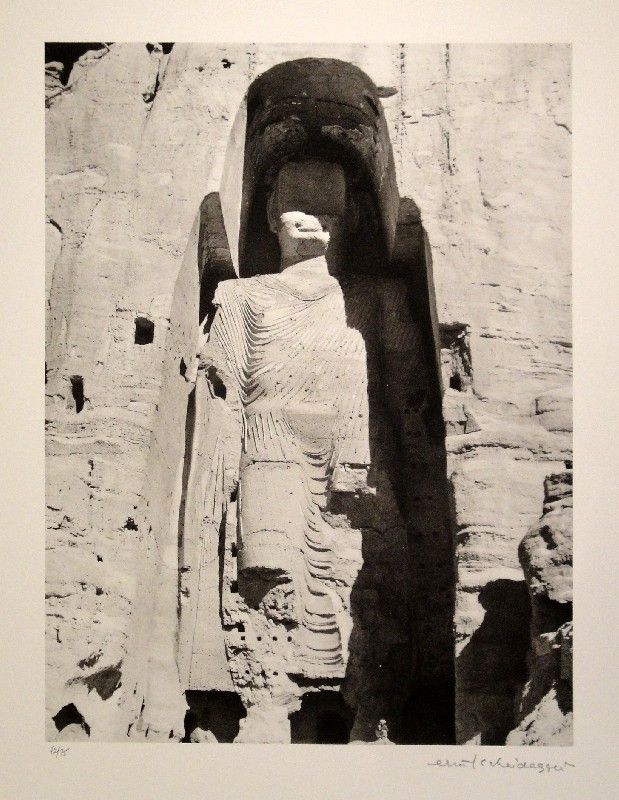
[1,1,617,798]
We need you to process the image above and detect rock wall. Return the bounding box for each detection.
[45,43,571,742]
[507,470,573,745]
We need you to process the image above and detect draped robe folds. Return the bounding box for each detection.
[181,263,424,682]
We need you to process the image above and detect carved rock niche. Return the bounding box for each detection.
[176,58,456,744]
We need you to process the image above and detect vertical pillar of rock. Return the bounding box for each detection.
[507,469,573,744]
[118,44,250,739]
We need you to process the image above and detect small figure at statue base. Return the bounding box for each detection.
[372,718,394,745]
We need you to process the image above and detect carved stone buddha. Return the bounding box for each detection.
[181,160,427,741]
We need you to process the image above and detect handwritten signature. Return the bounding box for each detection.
[49,745,70,758]
[427,754,575,774]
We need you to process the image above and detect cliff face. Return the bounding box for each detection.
[507,470,573,745]
[45,43,571,743]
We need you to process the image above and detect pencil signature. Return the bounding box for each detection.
[427,754,575,774]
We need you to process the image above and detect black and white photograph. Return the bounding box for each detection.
[1,2,617,798]
[44,41,572,746]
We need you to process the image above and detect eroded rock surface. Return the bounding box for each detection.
[507,470,573,745]
[45,44,571,744]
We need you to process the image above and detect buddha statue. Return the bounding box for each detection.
[182,159,427,739]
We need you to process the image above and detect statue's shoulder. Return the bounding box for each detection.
[213,276,261,306]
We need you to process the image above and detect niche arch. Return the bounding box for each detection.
[199,59,442,390]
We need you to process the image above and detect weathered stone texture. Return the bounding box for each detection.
[45,44,571,743]
[507,470,573,745]
[388,43,572,744]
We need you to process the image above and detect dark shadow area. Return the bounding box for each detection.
[45,43,110,85]
[69,375,84,413]
[555,677,573,716]
[533,596,572,636]
[197,193,237,328]
[183,690,246,742]
[238,59,454,744]
[77,662,122,700]
[290,693,353,743]
[334,268,455,743]
[400,680,456,745]
[53,703,90,735]
[206,366,226,399]
[134,316,154,345]
[217,514,227,622]
[456,579,531,745]
[237,572,287,611]
[177,387,195,625]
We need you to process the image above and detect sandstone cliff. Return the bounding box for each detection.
[507,470,573,745]
[45,43,571,743]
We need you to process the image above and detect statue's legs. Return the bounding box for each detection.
[237,458,346,675]
[237,461,306,581]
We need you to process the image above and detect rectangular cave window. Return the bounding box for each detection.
[70,375,84,413]
[439,323,472,392]
[134,316,154,345]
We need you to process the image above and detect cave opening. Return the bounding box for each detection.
[290,693,353,744]
[440,322,473,393]
[53,703,90,736]
[183,690,246,742]
[134,316,155,345]
[69,375,84,413]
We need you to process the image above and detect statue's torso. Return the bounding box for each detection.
[212,271,380,461]
[189,267,421,683]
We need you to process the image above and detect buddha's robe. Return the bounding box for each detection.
[183,264,424,680]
